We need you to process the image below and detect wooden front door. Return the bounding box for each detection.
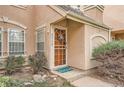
[54,27,67,66]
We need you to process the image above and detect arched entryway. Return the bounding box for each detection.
[90,34,107,57]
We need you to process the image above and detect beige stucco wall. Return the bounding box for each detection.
[0,5,64,69]
[34,5,64,68]
[34,6,63,26]
[0,5,35,57]
[84,7,103,23]
[104,5,124,31]
[53,19,85,70]
[67,20,85,69]
[53,19,109,70]
[84,24,109,70]
[0,5,110,70]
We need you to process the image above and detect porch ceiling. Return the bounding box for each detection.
[112,30,124,35]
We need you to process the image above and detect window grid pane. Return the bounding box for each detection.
[9,29,24,55]
[37,27,45,53]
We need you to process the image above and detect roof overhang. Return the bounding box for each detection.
[48,5,67,17]
[66,12,110,30]
[83,5,104,12]
[49,5,111,30]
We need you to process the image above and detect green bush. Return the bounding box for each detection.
[0,76,24,87]
[5,56,25,75]
[92,40,124,58]
[28,52,47,74]
[62,80,74,87]
[92,40,124,85]
[5,56,16,75]
[15,56,25,67]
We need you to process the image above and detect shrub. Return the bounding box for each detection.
[92,40,124,58]
[5,56,25,75]
[15,56,25,67]
[62,80,74,87]
[28,52,47,74]
[0,76,24,87]
[92,40,124,85]
[5,56,16,75]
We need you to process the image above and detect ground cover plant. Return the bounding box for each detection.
[0,72,73,87]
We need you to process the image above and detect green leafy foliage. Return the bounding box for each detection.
[62,80,74,87]
[0,76,24,87]
[5,56,16,75]
[92,40,124,58]
[28,52,47,74]
[15,56,25,67]
[5,56,25,75]
[0,76,73,87]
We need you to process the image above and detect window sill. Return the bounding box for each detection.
[0,55,27,59]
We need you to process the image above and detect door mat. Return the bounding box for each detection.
[56,66,73,73]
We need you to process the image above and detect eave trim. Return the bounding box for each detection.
[0,17,27,29]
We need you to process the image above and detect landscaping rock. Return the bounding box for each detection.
[53,77,57,81]
[41,74,47,81]
[50,75,58,78]
[50,75,58,81]
[38,71,43,75]
[24,82,33,87]
[33,74,43,82]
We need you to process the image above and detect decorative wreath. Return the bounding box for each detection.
[58,33,64,42]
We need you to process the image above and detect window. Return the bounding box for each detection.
[9,29,25,55]
[0,28,2,56]
[36,27,45,53]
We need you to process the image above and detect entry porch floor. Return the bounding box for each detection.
[51,67,87,82]
[51,67,115,87]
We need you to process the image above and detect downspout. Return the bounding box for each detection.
[109,28,112,42]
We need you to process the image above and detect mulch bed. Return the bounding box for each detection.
[0,66,73,87]
[89,70,124,87]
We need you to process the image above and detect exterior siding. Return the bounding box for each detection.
[34,5,63,68]
[0,5,110,70]
[104,5,124,31]
[84,24,109,70]
[0,5,35,57]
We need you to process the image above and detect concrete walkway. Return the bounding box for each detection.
[71,76,114,87]
[52,68,114,87]
[51,69,87,82]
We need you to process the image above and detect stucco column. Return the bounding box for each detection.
[109,29,112,41]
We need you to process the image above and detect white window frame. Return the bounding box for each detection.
[36,26,46,53]
[8,28,25,56]
[0,27,3,57]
